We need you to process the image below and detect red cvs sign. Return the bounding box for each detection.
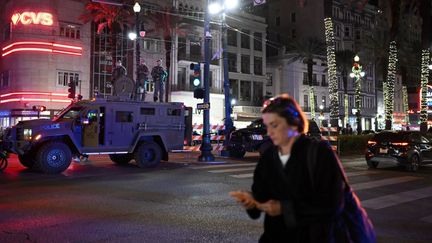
[11,12,53,26]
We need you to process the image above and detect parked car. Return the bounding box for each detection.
[365,131,432,171]
[228,119,321,158]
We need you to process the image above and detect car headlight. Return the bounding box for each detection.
[23,129,32,140]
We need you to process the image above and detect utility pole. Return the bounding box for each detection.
[198,0,215,162]
[221,12,233,157]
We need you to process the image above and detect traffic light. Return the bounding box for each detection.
[190,62,204,99]
[32,105,46,112]
[68,80,76,99]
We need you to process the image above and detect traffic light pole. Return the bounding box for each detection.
[221,13,233,157]
[199,0,215,162]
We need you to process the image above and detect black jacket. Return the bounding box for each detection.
[247,135,345,243]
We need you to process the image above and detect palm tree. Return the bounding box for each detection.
[286,37,326,121]
[379,0,402,130]
[418,0,431,132]
[336,50,356,128]
[323,0,339,127]
[80,1,132,71]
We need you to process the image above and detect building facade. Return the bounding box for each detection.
[262,0,380,130]
[0,0,91,128]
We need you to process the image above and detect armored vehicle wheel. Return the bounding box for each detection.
[134,141,162,168]
[34,142,72,174]
[229,145,246,159]
[18,152,36,168]
[109,154,133,165]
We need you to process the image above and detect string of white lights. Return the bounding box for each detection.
[324,18,338,125]
[385,40,397,128]
[402,85,409,125]
[420,49,430,124]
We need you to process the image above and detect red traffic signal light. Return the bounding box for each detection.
[32,105,46,112]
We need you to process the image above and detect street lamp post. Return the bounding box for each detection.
[209,0,238,157]
[350,55,365,135]
[133,2,141,97]
[198,0,215,162]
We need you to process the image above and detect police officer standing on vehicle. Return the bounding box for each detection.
[136,59,149,101]
[151,59,167,102]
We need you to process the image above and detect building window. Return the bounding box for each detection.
[254,56,263,75]
[344,27,350,37]
[241,55,250,74]
[275,16,280,26]
[190,41,201,60]
[303,72,308,85]
[291,13,296,23]
[321,75,327,86]
[292,29,296,38]
[230,79,239,101]
[0,70,10,88]
[240,80,251,102]
[60,23,81,39]
[355,30,361,40]
[313,74,317,85]
[241,30,250,49]
[254,32,262,51]
[57,71,79,87]
[228,53,237,72]
[227,29,237,46]
[253,82,264,106]
[304,95,308,108]
[335,24,340,37]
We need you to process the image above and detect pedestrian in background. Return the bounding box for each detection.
[230,94,374,242]
[151,59,167,102]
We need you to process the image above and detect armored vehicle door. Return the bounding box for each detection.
[107,106,136,148]
[82,108,99,147]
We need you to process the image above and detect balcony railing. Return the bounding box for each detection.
[303,107,331,112]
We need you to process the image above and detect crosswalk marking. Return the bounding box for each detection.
[208,167,256,173]
[231,173,254,179]
[351,176,421,191]
[361,186,432,209]
[345,171,379,177]
[191,163,256,170]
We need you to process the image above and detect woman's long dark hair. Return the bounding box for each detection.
[262,94,309,134]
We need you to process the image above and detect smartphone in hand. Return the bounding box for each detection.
[229,191,258,209]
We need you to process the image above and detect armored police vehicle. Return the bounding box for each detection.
[1,98,185,174]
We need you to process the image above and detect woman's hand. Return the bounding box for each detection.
[229,191,257,209]
[256,200,282,216]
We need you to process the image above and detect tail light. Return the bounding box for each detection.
[367,140,377,145]
[391,142,409,146]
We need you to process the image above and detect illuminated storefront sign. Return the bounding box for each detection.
[11,12,53,26]
[0,92,71,104]
[1,41,82,57]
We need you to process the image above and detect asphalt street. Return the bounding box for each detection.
[0,152,432,242]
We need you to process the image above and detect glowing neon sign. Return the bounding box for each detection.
[1,41,83,57]
[11,12,53,26]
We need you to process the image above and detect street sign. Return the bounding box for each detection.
[197,102,210,110]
